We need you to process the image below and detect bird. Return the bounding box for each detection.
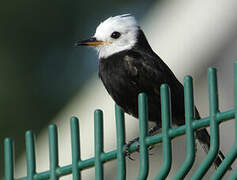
[75,14,226,168]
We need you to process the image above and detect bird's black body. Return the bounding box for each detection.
[98,29,225,168]
[99,30,185,127]
[76,13,227,168]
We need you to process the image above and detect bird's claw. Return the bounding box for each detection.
[124,144,134,160]
[123,126,158,159]
[124,141,154,159]
[124,137,139,160]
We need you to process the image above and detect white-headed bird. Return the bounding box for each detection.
[75,14,226,168]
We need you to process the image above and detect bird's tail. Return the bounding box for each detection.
[194,108,230,169]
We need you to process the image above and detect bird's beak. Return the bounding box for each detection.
[75,37,107,46]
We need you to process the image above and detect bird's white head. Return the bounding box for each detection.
[76,14,139,59]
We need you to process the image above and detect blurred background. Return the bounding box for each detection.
[1,0,237,179]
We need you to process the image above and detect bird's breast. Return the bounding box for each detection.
[99,56,141,115]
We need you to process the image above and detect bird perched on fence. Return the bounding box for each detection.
[75,14,226,168]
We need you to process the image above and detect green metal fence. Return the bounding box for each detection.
[4,62,237,180]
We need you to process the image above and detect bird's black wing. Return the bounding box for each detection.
[124,49,185,124]
[126,50,227,168]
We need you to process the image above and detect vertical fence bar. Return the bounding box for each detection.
[173,76,195,179]
[155,84,172,180]
[192,68,220,179]
[211,62,237,180]
[137,93,149,180]
[48,124,59,180]
[115,105,126,180]
[4,138,14,180]
[94,110,104,180]
[25,131,36,180]
[70,117,81,180]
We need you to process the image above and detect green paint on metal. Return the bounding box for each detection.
[94,110,104,180]
[137,93,149,180]
[70,117,81,180]
[173,76,195,179]
[155,84,172,180]
[210,63,237,179]
[115,105,126,180]
[4,138,14,180]
[48,124,59,180]
[25,131,36,180]
[191,68,220,179]
[3,62,237,179]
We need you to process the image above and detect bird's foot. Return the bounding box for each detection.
[124,126,159,160]
[124,137,139,160]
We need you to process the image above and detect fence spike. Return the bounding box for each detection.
[4,138,14,180]
[136,93,149,180]
[211,61,237,179]
[5,62,237,180]
[115,105,126,180]
[70,117,81,180]
[173,76,195,179]
[25,130,36,179]
[94,109,104,180]
[48,124,59,180]
[155,84,172,180]
[192,68,220,179]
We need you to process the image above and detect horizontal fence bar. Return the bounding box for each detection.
[16,107,235,180]
[146,109,235,151]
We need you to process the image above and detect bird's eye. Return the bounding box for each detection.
[111,31,121,39]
